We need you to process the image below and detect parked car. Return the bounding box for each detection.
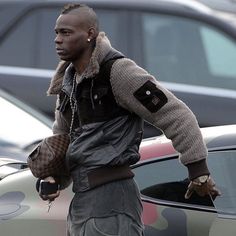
[0,88,52,162]
[1,0,236,137]
[0,124,236,236]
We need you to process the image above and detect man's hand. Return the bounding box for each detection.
[185,176,221,199]
[39,176,60,201]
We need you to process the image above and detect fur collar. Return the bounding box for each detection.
[47,32,112,95]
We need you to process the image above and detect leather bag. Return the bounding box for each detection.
[27,133,70,178]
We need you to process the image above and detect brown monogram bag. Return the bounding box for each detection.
[27,133,70,178]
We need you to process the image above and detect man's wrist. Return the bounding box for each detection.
[186,159,210,180]
[192,175,209,185]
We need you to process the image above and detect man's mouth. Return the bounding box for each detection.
[56,48,65,54]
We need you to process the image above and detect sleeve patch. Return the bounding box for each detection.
[134,81,168,113]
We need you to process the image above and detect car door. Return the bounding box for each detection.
[133,148,236,236]
[0,169,72,236]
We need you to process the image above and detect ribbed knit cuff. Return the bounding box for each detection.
[186,159,210,180]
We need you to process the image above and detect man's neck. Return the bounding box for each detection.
[73,47,94,75]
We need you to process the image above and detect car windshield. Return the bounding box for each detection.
[0,96,52,148]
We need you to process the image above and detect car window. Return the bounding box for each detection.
[133,155,213,208]
[141,13,236,91]
[133,156,205,205]
[0,96,51,148]
[0,7,124,69]
[200,27,236,78]
[134,150,236,212]
[207,150,236,218]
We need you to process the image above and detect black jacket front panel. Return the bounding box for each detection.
[75,74,130,125]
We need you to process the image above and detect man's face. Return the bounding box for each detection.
[54,13,89,61]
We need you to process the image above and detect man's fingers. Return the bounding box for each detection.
[185,182,194,199]
[185,176,221,200]
[40,190,60,201]
[185,189,193,199]
[207,177,221,196]
[209,186,221,196]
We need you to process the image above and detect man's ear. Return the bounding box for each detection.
[87,27,97,41]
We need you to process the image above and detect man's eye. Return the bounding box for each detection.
[62,31,70,35]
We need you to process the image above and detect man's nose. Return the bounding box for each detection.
[54,34,62,44]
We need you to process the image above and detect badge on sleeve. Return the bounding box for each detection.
[134,81,168,113]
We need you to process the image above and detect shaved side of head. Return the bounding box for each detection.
[61,3,99,34]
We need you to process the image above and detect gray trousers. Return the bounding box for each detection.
[67,178,144,236]
[68,214,144,236]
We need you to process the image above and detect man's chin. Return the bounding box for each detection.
[57,55,71,61]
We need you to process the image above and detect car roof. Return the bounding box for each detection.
[197,0,236,14]
[1,0,235,37]
[0,0,218,14]
[140,124,236,160]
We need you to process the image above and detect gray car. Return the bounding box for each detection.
[1,0,236,137]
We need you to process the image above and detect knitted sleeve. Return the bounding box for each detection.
[110,58,209,180]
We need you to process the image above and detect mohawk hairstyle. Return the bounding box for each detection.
[61,3,87,14]
[60,3,99,31]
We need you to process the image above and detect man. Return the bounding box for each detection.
[39,3,220,236]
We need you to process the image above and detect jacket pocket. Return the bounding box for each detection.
[80,87,109,104]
